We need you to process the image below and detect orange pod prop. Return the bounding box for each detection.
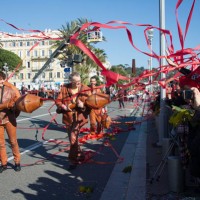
[16,94,43,113]
[85,93,110,109]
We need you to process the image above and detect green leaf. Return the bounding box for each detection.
[122,165,132,173]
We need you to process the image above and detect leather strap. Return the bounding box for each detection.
[0,85,5,104]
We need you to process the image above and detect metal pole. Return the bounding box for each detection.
[150,43,153,93]
[158,0,168,145]
[147,29,153,93]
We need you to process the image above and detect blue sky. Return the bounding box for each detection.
[1,0,200,69]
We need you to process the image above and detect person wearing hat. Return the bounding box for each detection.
[0,71,21,173]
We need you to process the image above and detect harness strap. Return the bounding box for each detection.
[0,85,5,104]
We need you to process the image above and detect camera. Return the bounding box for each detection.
[182,89,194,100]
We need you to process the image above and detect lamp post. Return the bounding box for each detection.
[3,63,9,78]
[157,0,167,146]
[147,29,154,93]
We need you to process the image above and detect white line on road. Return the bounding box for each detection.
[17,112,56,122]
[7,111,57,162]
[8,139,55,162]
[9,106,133,162]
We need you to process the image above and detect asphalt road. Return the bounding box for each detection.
[0,100,143,200]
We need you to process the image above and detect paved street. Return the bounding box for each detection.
[0,99,148,200]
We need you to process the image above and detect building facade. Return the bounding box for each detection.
[0,29,112,91]
[0,29,65,90]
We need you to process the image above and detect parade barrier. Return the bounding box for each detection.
[16,93,43,113]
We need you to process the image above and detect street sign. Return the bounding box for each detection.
[64,67,71,72]
[64,72,70,79]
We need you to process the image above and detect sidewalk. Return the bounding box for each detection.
[100,100,200,200]
[146,117,200,200]
[100,100,148,200]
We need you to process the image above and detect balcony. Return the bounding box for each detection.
[31,68,39,72]
[31,56,49,61]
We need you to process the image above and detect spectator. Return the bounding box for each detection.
[20,86,27,95]
[38,87,46,98]
[117,87,125,109]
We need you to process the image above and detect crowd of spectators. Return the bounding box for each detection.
[152,80,200,184]
[19,86,59,99]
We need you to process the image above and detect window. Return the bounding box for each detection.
[57,72,60,78]
[49,72,52,79]
[49,50,52,56]
[34,50,38,57]
[13,74,17,79]
[20,73,23,79]
[18,51,22,57]
[12,42,16,47]
[27,62,30,68]
[26,50,30,56]
[41,50,45,57]
[27,41,30,46]
[41,61,45,66]
[19,42,23,47]
[41,41,45,46]
[27,73,31,79]
[34,41,39,46]
[42,73,45,78]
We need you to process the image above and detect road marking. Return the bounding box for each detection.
[9,103,135,162]
[17,112,56,122]
[8,139,55,161]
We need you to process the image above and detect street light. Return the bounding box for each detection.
[3,63,9,78]
[157,0,167,146]
[147,29,154,93]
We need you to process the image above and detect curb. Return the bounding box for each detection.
[125,118,147,200]
[100,116,147,200]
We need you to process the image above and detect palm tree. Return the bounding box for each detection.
[54,18,107,84]
[76,47,107,84]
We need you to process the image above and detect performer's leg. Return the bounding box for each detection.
[97,122,102,134]
[66,125,71,140]
[0,125,7,166]
[96,113,102,134]
[89,109,96,134]
[5,122,21,171]
[68,122,80,163]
